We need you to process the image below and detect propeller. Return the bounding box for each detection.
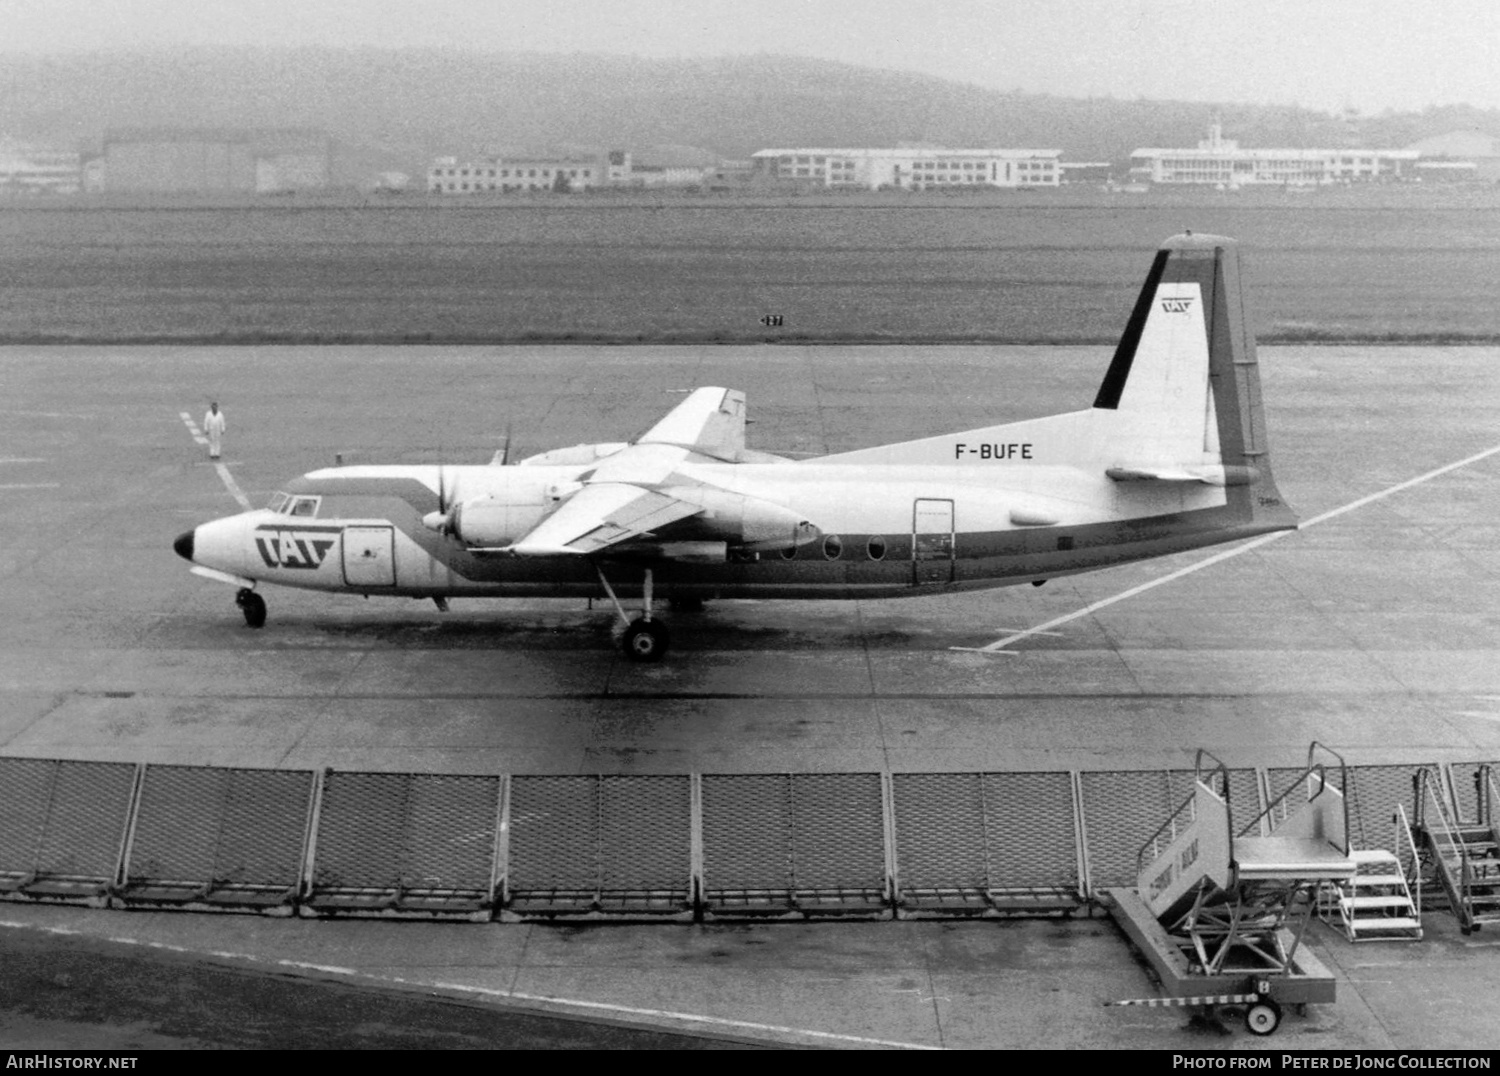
[488,421,515,466]
[422,463,456,534]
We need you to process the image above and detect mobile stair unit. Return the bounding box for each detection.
[1317,803,1423,942]
[1416,765,1500,934]
[1108,744,1353,1036]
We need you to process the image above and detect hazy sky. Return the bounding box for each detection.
[5,0,1499,113]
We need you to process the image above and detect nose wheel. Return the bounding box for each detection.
[235,588,267,628]
[596,564,670,661]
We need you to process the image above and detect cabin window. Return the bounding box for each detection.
[266,492,289,513]
[867,536,886,561]
[823,535,843,560]
[779,544,798,560]
[288,496,321,518]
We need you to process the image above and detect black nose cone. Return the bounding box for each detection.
[173,529,195,561]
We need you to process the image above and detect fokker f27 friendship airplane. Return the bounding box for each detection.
[174,233,1297,660]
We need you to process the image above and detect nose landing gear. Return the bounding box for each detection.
[595,564,669,661]
[235,588,267,629]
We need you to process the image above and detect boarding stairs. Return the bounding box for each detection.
[1135,745,1357,975]
[1106,745,1354,1032]
[1416,765,1500,934]
[1316,806,1423,942]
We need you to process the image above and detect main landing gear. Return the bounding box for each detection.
[235,587,267,629]
[595,564,669,662]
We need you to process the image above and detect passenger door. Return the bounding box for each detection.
[912,499,955,585]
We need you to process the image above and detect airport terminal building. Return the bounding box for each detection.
[428,154,606,193]
[749,148,1062,190]
[427,150,711,193]
[1130,124,1417,187]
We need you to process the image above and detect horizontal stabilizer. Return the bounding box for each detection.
[1106,464,1260,486]
[1106,466,1211,483]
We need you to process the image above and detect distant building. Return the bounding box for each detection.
[427,149,710,192]
[606,150,631,184]
[0,137,81,195]
[619,163,709,188]
[705,159,756,189]
[749,148,1062,189]
[1404,130,1500,183]
[428,153,604,193]
[1059,161,1113,185]
[1130,124,1417,187]
[99,128,331,193]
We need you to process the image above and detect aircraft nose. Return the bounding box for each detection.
[173,528,195,562]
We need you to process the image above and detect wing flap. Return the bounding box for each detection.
[506,482,703,556]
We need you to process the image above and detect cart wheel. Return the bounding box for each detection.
[1245,1000,1282,1036]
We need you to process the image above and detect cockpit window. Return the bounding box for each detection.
[266,492,290,513]
[288,496,321,518]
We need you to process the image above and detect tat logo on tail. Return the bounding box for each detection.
[1159,297,1195,314]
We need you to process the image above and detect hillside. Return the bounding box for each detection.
[4,48,1499,179]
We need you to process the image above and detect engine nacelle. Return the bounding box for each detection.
[430,496,549,548]
[671,486,820,551]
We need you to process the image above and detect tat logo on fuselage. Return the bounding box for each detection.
[1159,297,1194,314]
[254,525,341,570]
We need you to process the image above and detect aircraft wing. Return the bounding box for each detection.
[506,481,703,556]
[637,387,747,461]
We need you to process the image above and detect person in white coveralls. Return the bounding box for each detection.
[203,402,226,460]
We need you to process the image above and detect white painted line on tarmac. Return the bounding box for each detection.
[1,920,941,1050]
[181,409,251,509]
[960,439,1500,654]
[0,458,56,490]
[427,980,945,1049]
[179,410,209,445]
[1453,697,1500,722]
[215,462,253,510]
[0,410,93,419]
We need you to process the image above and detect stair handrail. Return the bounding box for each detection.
[1194,747,1236,860]
[1135,753,1230,879]
[1137,787,1198,879]
[1194,748,1233,807]
[1393,802,1422,921]
[1309,741,1352,855]
[1419,767,1470,893]
[1478,764,1500,851]
[1238,762,1325,839]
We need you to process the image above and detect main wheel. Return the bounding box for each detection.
[622,618,669,662]
[236,588,267,629]
[1245,1000,1282,1036]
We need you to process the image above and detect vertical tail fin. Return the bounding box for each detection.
[1097,235,1275,476]
[1098,232,1295,528]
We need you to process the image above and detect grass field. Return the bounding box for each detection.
[3,192,1498,343]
